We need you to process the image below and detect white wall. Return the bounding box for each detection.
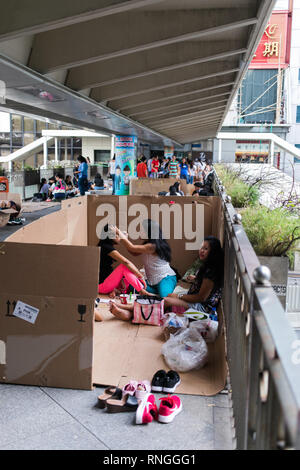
[0,111,10,132]
[82,136,111,163]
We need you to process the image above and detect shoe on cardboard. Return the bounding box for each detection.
[136,394,158,424]
[158,395,182,424]
[163,370,181,393]
[151,369,167,392]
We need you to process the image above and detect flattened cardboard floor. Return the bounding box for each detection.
[93,298,227,396]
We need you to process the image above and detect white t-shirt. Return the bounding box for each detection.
[109,160,115,175]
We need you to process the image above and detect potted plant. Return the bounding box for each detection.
[215,164,300,309]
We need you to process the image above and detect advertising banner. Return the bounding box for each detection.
[164,145,174,159]
[115,135,137,195]
[249,11,291,69]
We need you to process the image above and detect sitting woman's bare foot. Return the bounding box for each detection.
[108,289,117,299]
[109,302,133,321]
[140,288,156,296]
[94,308,103,322]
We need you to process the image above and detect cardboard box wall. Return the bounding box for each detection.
[130,178,195,197]
[0,195,224,391]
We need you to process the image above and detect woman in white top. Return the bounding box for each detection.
[109,219,177,321]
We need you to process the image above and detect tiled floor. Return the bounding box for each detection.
[0,384,234,450]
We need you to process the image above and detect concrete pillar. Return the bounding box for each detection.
[218,139,222,163]
[64,139,68,161]
[55,138,59,162]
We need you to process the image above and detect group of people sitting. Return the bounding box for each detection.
[156,164,214,197]
[96,220,224,323]
[137,154,209,183]
[35,156,107,202]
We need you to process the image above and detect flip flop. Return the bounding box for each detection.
[106,393,138,413]
[97,386,120,408]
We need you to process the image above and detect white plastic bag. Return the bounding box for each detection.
[189,319,219,343]
[162,312,189,340]
[161,328,208,372]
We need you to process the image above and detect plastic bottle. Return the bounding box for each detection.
[209,307,218,322]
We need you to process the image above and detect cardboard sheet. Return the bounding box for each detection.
[0,241,99,390]
[93,300,227,396]
[7,197,88,246]
[87,195,222,276]
[130,178,189,196]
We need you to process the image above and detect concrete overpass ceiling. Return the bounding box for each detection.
[0,0,276,145]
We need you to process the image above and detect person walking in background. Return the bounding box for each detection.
[147,157,153,178]
[137,156,148,178]
[188,161,196,184]
[109,155,116,194]
[151,155,160,179]
[74,156,88,196]
[179,157,189,181]
[168,154,179,179]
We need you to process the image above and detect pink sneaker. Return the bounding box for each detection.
[136,394,158,424]
[135,380,151,401]
[158,395,182,423]
[122,380,138,398]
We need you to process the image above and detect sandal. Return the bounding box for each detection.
[97,386,120,408]
[106,393,138,413]
[135,380,151,401]
[122,380,138,398]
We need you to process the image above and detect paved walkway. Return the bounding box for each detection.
[0,201,234,451]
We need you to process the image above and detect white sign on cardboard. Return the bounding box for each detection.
[13,301,39,324]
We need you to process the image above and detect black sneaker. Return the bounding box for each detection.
[151,369,167,392]
[163,370,181,393]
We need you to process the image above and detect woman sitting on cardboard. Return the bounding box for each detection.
[97,224,149,299]
[109,219,178,321]
[109,236,223,321]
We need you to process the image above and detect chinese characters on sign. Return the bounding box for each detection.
[249,12,291,69]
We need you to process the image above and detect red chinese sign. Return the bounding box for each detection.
[249,11,291,69]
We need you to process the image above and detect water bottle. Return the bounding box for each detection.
[209,307,218,322]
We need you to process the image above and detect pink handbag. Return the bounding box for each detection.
[132,296,165,326]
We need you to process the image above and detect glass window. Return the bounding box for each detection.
[36,120,47,132]
[48,122,59,130]
[297,106,300,123]
[295,144,300,149]
[24,133,35,145]
[24,117,34,132]
[0,147,10,156]
[0,133,10,146]
[11,133,23,146]
[73,138,82,148]
[11,114,22,132]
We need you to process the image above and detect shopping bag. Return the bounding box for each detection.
[132,296,165,326]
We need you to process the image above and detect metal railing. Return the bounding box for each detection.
[214,170,300,450]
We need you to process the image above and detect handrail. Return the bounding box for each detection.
[214,167,300,449]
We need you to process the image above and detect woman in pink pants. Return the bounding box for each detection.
[98,224,148,297]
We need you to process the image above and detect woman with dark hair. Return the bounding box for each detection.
[173,181,184,195]
[109,220,177,321]
[98,224,148,299]
[164,236,224,314]
[39,178,50,200]
[74,156,88,196]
